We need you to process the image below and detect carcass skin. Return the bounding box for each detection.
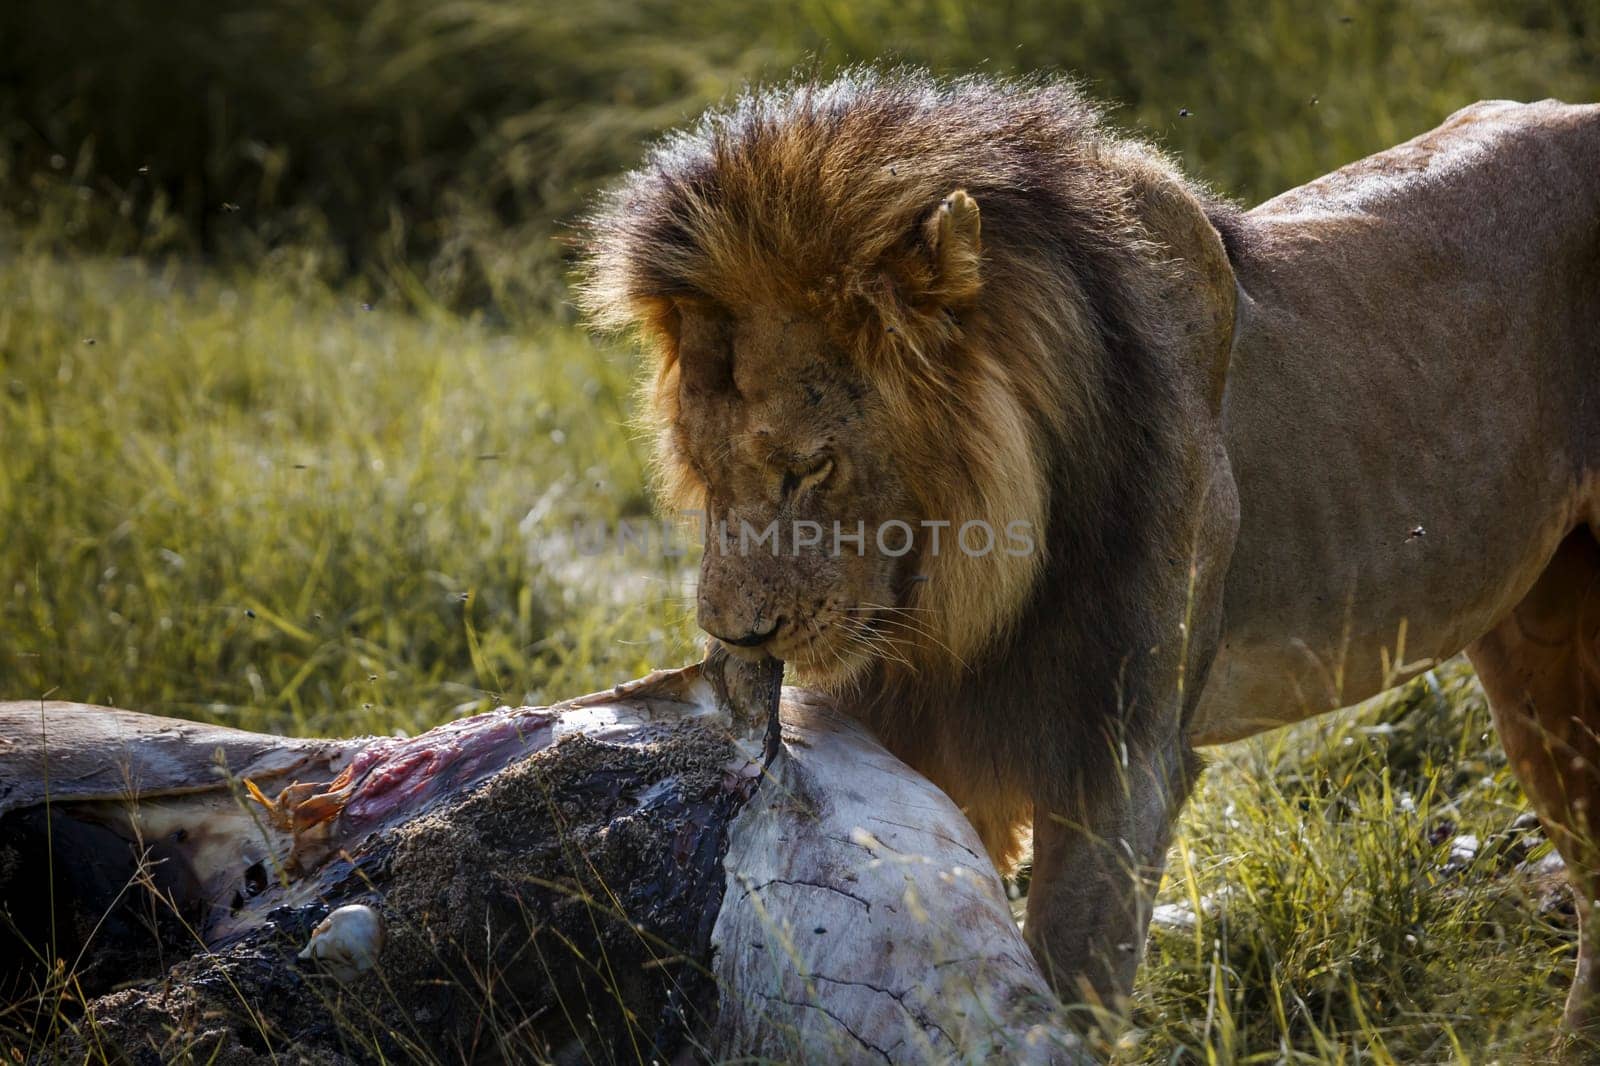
[0,660,1078,1065]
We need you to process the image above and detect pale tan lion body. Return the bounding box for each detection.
[1194,100,1600,745]
[1194,100,1600,1039]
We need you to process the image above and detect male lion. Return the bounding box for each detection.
[584,73,1600,1036]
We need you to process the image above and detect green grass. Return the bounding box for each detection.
[1133,663,1570,1062]
[0,250,700,737]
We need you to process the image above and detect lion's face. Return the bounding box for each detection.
[584,85,1079,687]
[669,305,917,682]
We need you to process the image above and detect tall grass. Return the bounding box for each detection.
[0,251,698,735]
[1135,663,1570,1061]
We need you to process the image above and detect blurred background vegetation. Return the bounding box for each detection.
[1,1,1598,1060]
[3,0,1596,316]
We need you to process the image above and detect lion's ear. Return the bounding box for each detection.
[921,189,983,305]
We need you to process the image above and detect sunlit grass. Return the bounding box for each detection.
[1134,663,1570,1062]
[0,251,700,736]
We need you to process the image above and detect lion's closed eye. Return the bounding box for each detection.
[781,455,834,499]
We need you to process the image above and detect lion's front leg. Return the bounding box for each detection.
[1024,736,1198,1018]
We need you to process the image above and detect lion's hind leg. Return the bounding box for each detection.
[1469,528,1600,1046]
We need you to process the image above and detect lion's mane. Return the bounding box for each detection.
[583,72,1229,856]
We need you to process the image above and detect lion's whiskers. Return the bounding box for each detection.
[840,617,918,674]
[848,603,971,672]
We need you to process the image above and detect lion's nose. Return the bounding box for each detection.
[706,619,782,648]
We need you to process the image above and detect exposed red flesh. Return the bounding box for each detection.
[336,709,558,830]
